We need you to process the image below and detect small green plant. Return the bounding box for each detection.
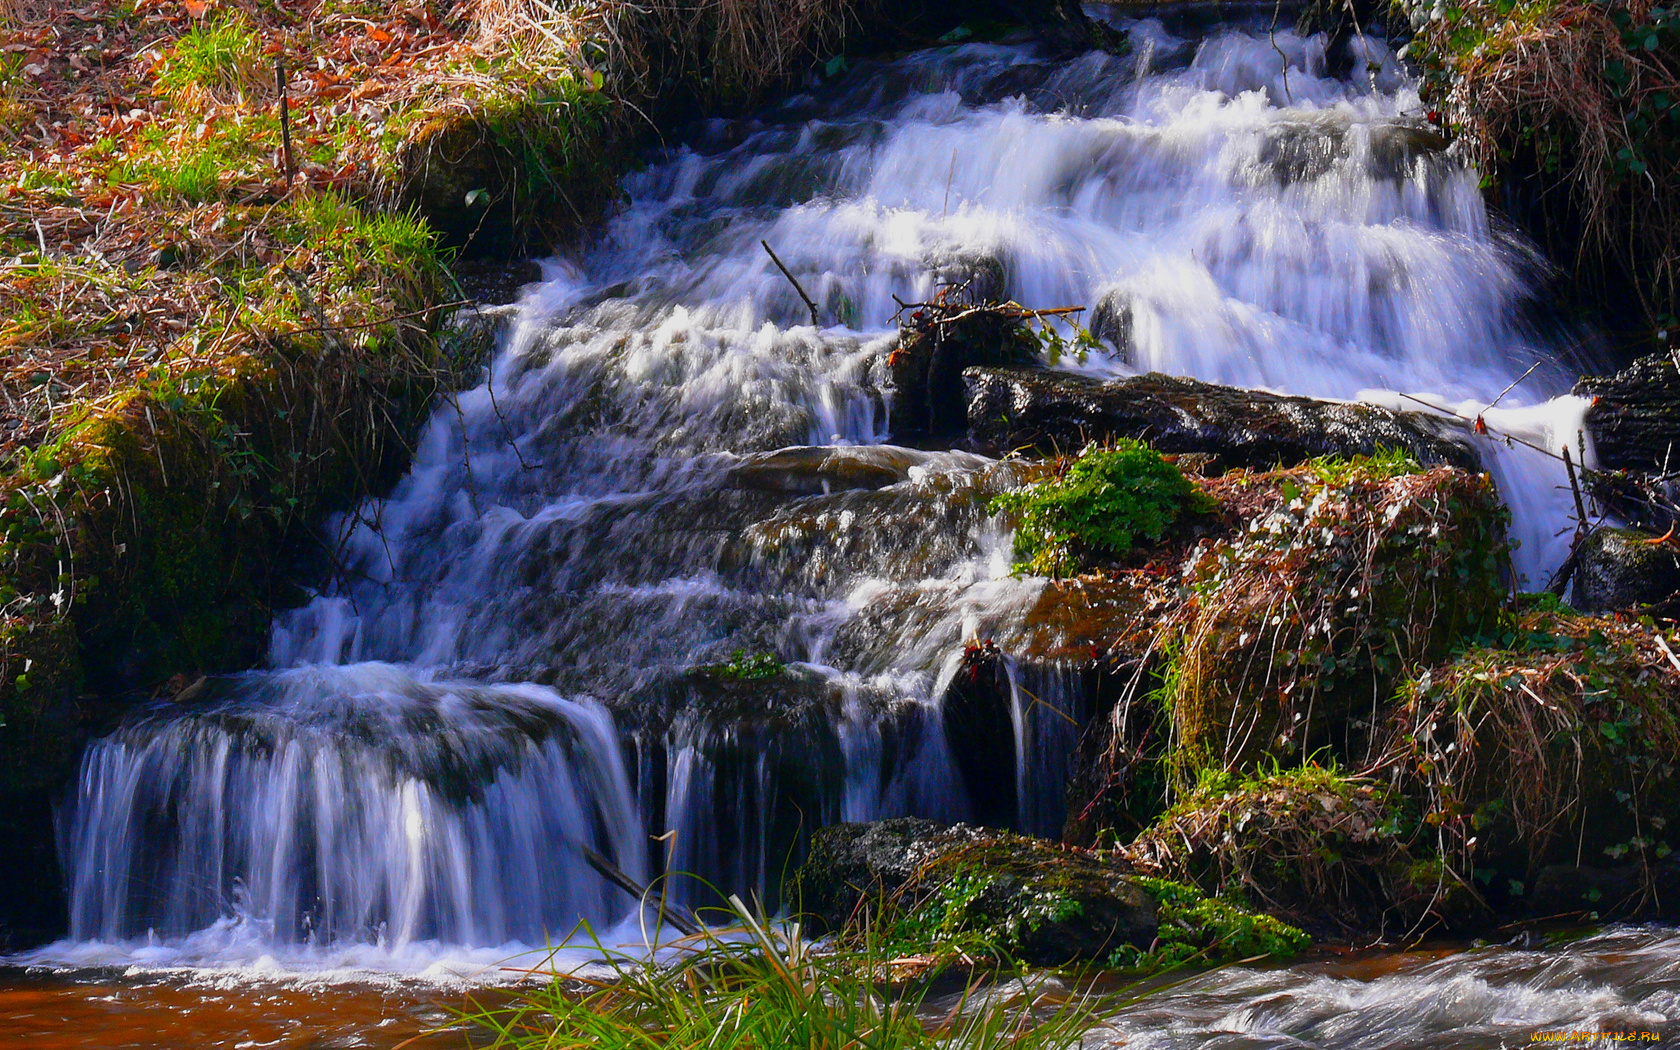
[1031,317,1104,365]
[1303,445,1422,486]
[990,440,1212,577]
[464,894,1110,1049]
[704,648,785,680]
[1107,878,1310,972]
[155,12,263,98]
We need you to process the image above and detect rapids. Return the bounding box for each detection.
[20,2,1630,998]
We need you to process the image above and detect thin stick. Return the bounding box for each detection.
[581,846,703,937]
[1562,445,1590,530]
[276,57,295,183]
[761,240,820,326]
[1485,360,1543,412]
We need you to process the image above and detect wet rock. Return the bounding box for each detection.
[965,367,1479,471]
[940,648,1022,830]
[886,314,1041,442]
[792,818,1159,964]
[727,445,991,495]
[1575,352,1680,474]
[1570,526,1680,612]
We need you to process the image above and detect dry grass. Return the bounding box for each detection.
[1378,607,1680,898]
[1426,0,1680,318]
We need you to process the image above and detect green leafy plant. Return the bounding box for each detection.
[703,648,785,680]
[1107,878,1310,971]
[990,440,1211,577]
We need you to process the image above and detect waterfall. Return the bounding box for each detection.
[44,10,1602,972]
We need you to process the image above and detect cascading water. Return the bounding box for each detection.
[40,9,1604,971]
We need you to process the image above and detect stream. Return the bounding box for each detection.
[5,4,1665,1046]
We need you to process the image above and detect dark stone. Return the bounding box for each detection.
[1529,860,1680,919]
[965,366,1481,471]
[1571,526,1680,612]
[885,315,1040,442]
[940,646,1020,830]
[1575,353,1680,474]
[793,818,1159,965]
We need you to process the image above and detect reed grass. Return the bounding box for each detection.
[457,895,1111,1050]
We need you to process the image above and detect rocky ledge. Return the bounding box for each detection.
[965,366,1480,471]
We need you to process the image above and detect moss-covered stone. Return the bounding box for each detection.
[1166,463,1509,774]
[1125,763,1433,931]
[792,818,1308,969]
[1571,525,1680,612]
[794,818,1159,965]
[1383,604,1680,916]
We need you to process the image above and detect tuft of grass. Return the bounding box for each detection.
[154,12,264,100]
[1304,445,1422,486]
[990,440,1213,578]
[462,894,1109,1050]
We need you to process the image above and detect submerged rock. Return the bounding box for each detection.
[727,445,992,495]
[965,367,1479,471]
[1571,526,1680,612]
[793,817,1159,965]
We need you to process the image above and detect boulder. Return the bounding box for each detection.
[792,818,1159,965]
[965,367,1480,471]
[885,314,1040,442]
[1575,352,1680,474]
[1571,526,1680,612]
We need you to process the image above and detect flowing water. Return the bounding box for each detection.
[8,5,1663,1046]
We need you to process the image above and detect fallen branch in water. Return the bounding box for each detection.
[761,240,820,326]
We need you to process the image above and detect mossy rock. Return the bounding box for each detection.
[1384,605,1680,911]
[793,818,1313,969]
[1168,464,1509,772]
[1125,764,1437,931]
[792,818,1159,965]
[1571,525,1680,612]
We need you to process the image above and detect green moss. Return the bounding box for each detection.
[1107,877,1309,971]
[700,649,787,681]
[989,440,1214,578]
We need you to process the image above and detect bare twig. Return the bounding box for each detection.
[761,240,820,326]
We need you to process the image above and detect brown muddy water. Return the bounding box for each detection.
[3,926,1678,1049]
